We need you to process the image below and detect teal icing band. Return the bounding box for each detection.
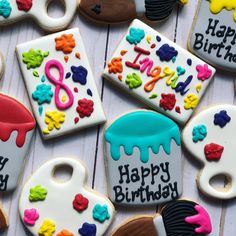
[105,110,181,163]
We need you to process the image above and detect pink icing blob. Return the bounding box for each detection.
[196,64,212,81]
[24,208,39,225]
[185,204,212,234]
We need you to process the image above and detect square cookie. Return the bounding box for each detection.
[103,19,215,125]
[16,28,106,139]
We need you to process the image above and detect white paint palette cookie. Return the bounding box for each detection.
[103,19,215,125]
[0,0,77,32]
[182,105,236,199]
[189,0,236,72]
[0,93,35,192]
[104,110,182,206]
[19,158,115,236]
[16,28,106,140]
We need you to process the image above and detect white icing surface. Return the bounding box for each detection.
[0,0,77,31]
[182,105,236,199]
[103,19,215,125]
[134,0,145,15]
[153,215,167,236]
[16,28,106,140]
[19,157,115,236]
[0,51,4,79]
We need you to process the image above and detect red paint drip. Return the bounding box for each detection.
[204,143,224,161]
[0,94,35,147]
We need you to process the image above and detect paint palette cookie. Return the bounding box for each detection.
[0,0,77,32]
[0,93,35,192]
[19,158,115,236]
[103,19,215,125]
[112,199,212,236]
[182,105,236,199]
[189,0,236,72]
[104,110,182,205]
[79,0,188,24]
[16,28,106,140]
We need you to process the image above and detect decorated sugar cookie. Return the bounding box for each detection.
[112,199,212,236]
[16,28,106,140]
[79,0,188,24]
[182,105,236,199]
[0,51,4,79]
[104,110,182,205]
[0,93,35,192]
[103,19,215,125]
[0,0,77,32]
[189,0,236,72]
[0,202,8,231]
[19,158,115,236]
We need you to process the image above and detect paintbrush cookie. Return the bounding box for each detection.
[103,19,215,125]
[182,105,236,199]
[111,199,212,236]
[189,0,236,72]
[0,93,35,192]
[104,110,182,205]
[0,0,77,32]
[79,0,188,24]
[19,157,115,236]
[16,28,106,140]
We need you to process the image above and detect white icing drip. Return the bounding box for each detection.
[134,0,146,15]
[153,215,167,236]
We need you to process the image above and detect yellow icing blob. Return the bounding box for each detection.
[146,35,152,44]
[61,95,67,102]
[196,83,202,93]
[38,219,56,236]
[44,110,65,132]
[210,0,236,21]
[184,93,199,110]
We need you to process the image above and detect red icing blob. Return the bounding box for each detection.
[0,94,35,148]
[76,98,94,118]
[204,143,224,161]
[160,93,176,111]
[16,0,33,11]
[73,194,89,212]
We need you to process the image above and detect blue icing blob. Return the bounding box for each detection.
[156,35,161,42]
[192,124,207,143]
[187,58,192,66]
[214,110,231,128]
[65,72,71,79]
[105,111,180,163]
[87,89,93,97]
[156,44,178,62]
[71,65,88,85]
[78,222,97,236]
[126,27,145,45]
[0,0,11,18]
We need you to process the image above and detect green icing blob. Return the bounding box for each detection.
[33,70,39,77]
[105,111,180,163]
[22,49,49,69]
[29,185,48,201]
[125,73,142,89]
[149,93,158,99]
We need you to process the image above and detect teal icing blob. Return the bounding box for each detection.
[105,111,181,163]
[192,124,207,143]
[32,84,53,105]
[0,0,12,18]
[126,27,145,45]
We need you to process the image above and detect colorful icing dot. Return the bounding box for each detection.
[126,27,145,45]
[87,89,93,97]
[39,105,43,116]
[33,70,39,77]
[175,106,181,114]
[192,124,207,143]
[74,117,79,124]
[0,0,12,18]
[118,75,122,81]
[93,204,110,223]
[149,93,158,99]
[150,43,156,49]
[29,185,48,201]
[32,84,53,105]
[66,72,71,79]
[38,218,56,236]
[156,35,161,42]
[187,58,192,66]
[23,208,39,226]
[156,44,178,62]
[76,99,94,118]
[196,83,202,93]
[120,50,127,56]
[64,55,69,63]
[75,52,81,59]
[214,110,231,128]
[41,75,46,83]
[176,66,186,76]
[146,35,152,44]
[204,143,224,161]
[71,66,88,85]
[73,194,89,212]
[55,34,76,54]
[74,87,78,93]
[172,56,177,63]
[78,223,96,236]
[125,73,142,89]
[61,95,67,103]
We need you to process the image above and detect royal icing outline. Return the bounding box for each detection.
[0,93,35,192]
[182,104,236,199]
[19,157,115,236]
[0,0,77,31]
[104,110,182,205]
[16,28,106,140]
[189,0,236,72]
[103,19,215,125]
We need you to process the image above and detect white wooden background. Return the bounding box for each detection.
[0,1,235,235]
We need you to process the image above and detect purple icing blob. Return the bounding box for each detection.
[71,65,88,85]
[156,44,178,62]
[214,110,231,128]
[78,223,97,236]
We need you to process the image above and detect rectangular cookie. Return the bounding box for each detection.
[103,19,215,125]
[16,28,106,139]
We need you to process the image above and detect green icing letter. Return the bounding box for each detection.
[125,73,142,89]
[29,185,48,201]
[105,111,181,163]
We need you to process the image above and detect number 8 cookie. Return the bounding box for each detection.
[19,158,115,236]
[182,105,236,199]
[0,0,77,31]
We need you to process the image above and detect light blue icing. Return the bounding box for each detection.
[32,84,53,105]
[93,204,110,223]
[126,27,145,45]
[192,124,207,143]
[105,111,181,163]
[0,0,11,18]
